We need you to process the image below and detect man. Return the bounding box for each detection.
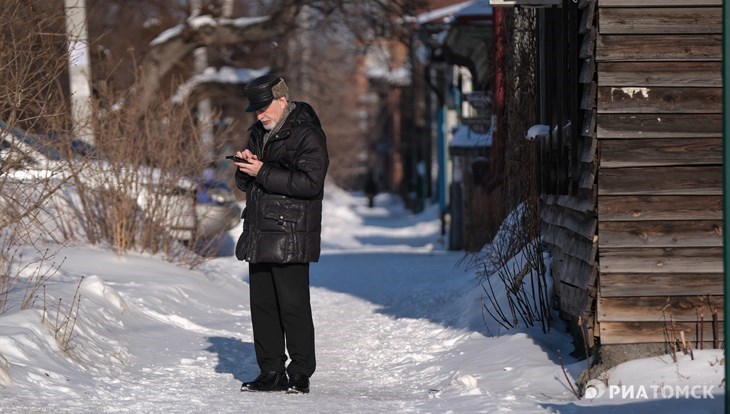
[233,73,328,394]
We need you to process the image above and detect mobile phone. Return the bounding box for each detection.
[226,155,248,163]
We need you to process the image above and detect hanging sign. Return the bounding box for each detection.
[462,117,491,134]
[464,92,491,109]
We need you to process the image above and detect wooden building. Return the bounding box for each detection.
[504,0,724,347]
[449,123,494,250]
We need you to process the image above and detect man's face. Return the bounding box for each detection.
[256,97,287,131]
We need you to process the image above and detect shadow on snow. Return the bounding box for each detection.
[312,248,577,367]
[205,336,257,383]
[540,398,724,413]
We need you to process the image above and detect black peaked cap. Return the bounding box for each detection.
[244,73,283,112]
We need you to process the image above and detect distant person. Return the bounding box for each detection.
[231,73,329,394]
[364,168,377,208]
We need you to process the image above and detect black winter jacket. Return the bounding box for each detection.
[234,102,329,263]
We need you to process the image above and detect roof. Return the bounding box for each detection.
[452,0,494,23]
[416,1,477,25]
[449,123,493,149]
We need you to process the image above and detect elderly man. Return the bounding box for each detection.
[233,73,329,394]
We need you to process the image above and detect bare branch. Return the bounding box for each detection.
[135,12,285,110]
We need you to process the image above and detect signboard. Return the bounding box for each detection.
[464,92,491,109]
[462,117,491,134]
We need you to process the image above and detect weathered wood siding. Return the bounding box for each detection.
[595,0,723,344]
[537,0,599,346]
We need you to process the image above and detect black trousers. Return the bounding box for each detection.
[249,262,316,378]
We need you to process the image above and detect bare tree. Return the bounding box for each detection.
[0,1,69,132]
[132,4,298,112]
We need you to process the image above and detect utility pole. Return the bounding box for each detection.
[64,0,95,145]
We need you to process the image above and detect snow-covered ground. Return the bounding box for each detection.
[0,184,724,413]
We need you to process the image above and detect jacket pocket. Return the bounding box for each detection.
[235,230,249,261]
[261,205,304,231]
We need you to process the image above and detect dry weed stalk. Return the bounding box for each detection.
[0,232,64,314]
[45,276,84,353]
[662,306,698,362]
[698,307,704,350]
[712,308,719,349]
[557,349,581,399]
[479,235,550,333]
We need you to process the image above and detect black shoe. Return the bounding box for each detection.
[286,373,310,394]
[241,371,288,392]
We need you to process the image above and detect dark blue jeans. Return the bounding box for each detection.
[248,262,316,378]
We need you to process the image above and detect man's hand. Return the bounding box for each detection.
[235,150,263,177]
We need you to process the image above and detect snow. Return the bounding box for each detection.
[450,123,493,148]
[452,0,494,21]
[365,64,412,87]
[150,15,269,46]
[171,66,271,104]
[527,124,549,141]
[414,1,477,25]
[0,184,724,413]
[364,43,412,87]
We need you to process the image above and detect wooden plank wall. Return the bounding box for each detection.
[595,0,723,344]
[538,0,599,346]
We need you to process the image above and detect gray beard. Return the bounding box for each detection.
[262,102,296,149]
[262,102,295,131]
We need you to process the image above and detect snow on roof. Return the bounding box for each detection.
[450,123,493,148]
[364,43,412,86]
[171,66,270,103]
[453,0,493,20]
[526,124,549,140]
[416,1,477,25]
[367,65,412,87]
